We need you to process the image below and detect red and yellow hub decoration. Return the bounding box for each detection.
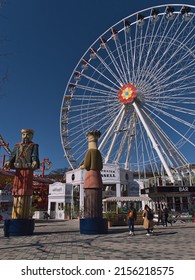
[118,83,137,104]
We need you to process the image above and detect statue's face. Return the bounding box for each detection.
[22,132,33,143]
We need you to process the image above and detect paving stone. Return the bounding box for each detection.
[0,220,195,260]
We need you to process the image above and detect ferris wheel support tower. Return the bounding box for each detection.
[133,101,174,183]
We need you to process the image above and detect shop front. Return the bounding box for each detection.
[141,186,195,214]
[48,182,73,219]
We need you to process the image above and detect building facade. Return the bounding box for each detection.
[65,163,142,214]
[47,182,73,219]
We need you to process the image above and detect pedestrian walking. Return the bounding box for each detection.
[162,206,169,227]
[143,204,154,236]
[157,207,163,225]
[128,203,137,236]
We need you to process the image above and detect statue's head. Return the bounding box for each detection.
[21,129,34,144]
[86,130,101,143]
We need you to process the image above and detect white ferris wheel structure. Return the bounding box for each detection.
[60,4,195,184]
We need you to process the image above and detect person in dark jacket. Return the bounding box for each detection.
[128,203,137,236]
[162,206,169,227]
[143,205,154,236]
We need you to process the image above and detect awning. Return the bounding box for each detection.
[103,196,151,202]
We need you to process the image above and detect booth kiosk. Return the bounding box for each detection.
[48,182,73,219]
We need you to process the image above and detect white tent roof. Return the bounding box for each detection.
[103,196,151,202]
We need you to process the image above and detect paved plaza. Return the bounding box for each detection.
[0,219,194,260]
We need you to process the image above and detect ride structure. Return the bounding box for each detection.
[0,134,11,167]
[60,4,195,186]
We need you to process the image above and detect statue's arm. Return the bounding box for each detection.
[31,144,40,169]
[4,146,17,169]
[83,151,91,171]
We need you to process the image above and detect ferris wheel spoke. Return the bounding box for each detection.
[138,14,174,83]
[114,129,129,164]
[125,25,137,84]
[114,112,136,166]
[104,108,126,163]
[137,117,160,176]
[87,105,122,132]
[66,110,106,135]
[150,103,195,130]
[144,104,195,147]
[142,40,194,90]
[152,101,195,116]
[69,105,120,133]
[153,45,195,82]
[79,72,119,92]
[160,71,195,92]
[101,42,127,85]
[68,108,119,150]
[73,85,117,96]
[136,120,147,176]
[152,85,195,96]
[67,103,108,116]
[124,112,136,169]
[133,101,175,182]
[134,11,157,83]
[133,126,140,174]
[86,53,123,86]
[70,103,120,124]
[140,16,194,85]
[145,97,194,110]
[145,92,195,101]
[147,70,195,97]
[123,23,131,82]
[143,118,161,174]
[150,23,194,78]
[133,26,144,83]
[136,11,167,85]
[99,105,125,151]
[80,101,120,117]
[154,53,195,87]
[142,107,188,167]
[112,31,130,83]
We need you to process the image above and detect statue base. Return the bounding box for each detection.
[80,218,108,234]
[4,219,35,237]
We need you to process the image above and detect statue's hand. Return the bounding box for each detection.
[31,161,38,169]
[3,161,11,170]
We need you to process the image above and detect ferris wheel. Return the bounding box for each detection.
[60,4,195,183]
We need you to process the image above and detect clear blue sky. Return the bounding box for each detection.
[0,0,194,173]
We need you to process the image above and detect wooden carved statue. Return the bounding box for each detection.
[82,130,103,218]
[4,129,40,219]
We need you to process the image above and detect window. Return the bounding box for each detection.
[58,203,64,210]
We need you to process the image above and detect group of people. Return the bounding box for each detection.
[127,203,169,236]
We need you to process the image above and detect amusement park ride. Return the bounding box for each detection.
[0,134,11,167]
[60,4,195,186]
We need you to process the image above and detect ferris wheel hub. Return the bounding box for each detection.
[118,84,137,104]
